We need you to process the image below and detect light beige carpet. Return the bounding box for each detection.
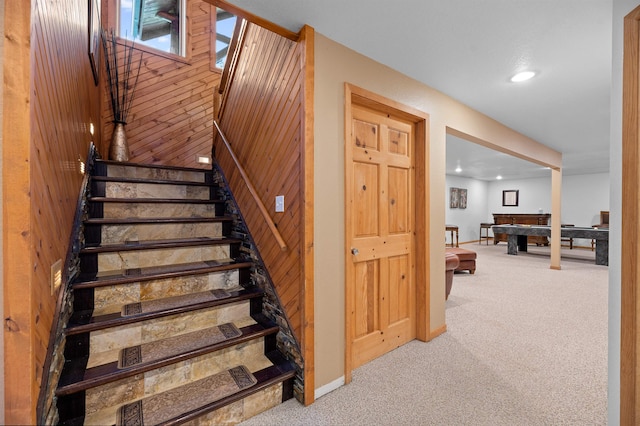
[240,243,608,425]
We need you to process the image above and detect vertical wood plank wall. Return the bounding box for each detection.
[102,0,221,168]
[4,0,102,422]
[216,24,305,340]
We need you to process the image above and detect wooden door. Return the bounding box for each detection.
[346,103,416,370]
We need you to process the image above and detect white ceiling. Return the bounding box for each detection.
[227,0,612,181]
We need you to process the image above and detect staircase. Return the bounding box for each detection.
[55,159,295,425]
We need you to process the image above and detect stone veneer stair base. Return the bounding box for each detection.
[53,159,298,425]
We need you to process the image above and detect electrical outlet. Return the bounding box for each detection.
[51,259,62,295]
[275,195,285,212]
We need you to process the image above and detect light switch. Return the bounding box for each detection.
[275,195,285,212]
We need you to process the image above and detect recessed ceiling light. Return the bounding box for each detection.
[510,71,536,83]
[455,166,462,173]
[496,175,503,180]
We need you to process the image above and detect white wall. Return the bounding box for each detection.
[446,172,610,247]
[445,175,489,243]
[487,177,552,215]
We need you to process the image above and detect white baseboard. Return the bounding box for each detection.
[314,376,345,400]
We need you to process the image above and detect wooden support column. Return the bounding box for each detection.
[300,24,315,406]
[3,1,33,424]
[549,167,562,270]
[622,6,640,424]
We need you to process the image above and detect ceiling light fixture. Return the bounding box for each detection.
[510,71,536,83]
[496,175,503,180]
[455,166,462,173]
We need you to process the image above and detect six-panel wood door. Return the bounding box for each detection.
[347,103,416,369]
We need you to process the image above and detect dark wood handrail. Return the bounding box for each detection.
[213,120,287,252]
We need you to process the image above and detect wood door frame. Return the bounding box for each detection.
[344,83,429,383]
[622,6,640,423]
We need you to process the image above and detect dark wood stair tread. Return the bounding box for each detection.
[81,236,242,254]
[88,197,225,204]
[57,347,295,426]
[120,352,294,426]
[84,216,233,225]
[55,160,297,426]
[56,317,279,396]
[73,258,252,289]
[66,287,263,335]
[165,351,296,426]
[95,159,212,174]
[92,175,215,187]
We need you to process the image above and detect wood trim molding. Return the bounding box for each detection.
[3,1,33,423]
[217,19,248,121]
[299,24,316,406]
[201,0,299,41]
[622,6,640,424]
[217,17,246,96]
[344,83,354,385]
[429,324,447,340]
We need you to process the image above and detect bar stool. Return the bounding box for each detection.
[479,223,493,245]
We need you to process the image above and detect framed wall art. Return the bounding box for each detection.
[502,189,519,207]
[450,187,459,208]
[459,188,467,209]
[88,0,101,85]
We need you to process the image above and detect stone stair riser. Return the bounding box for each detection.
[84,339,271,426]
[180,383,283,426]
[105,165,207,183]
[96,245,231,272]
[54,161,296,425]
[99,222,223,243]
[101,202,219,219]
[92,270,240,316]
[88,302,251,355]
[105,181,211,200]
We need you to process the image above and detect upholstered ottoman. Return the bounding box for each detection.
[445,252,459,300]
[445,247,477,274]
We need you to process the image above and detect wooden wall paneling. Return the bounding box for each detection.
[244,36,296,147]
[102,0,221,169]
[213,19,314,405]
[259,130,301,204]
[128,70,212,115]
[224,28,290,145]
[129,91,213,142]
[31,0,98,394]
[3,0,102,422]
[123,91,214,144]
[242,94,300,204]
[121,73,213,132]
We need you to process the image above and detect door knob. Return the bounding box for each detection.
[351,248,359,255]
